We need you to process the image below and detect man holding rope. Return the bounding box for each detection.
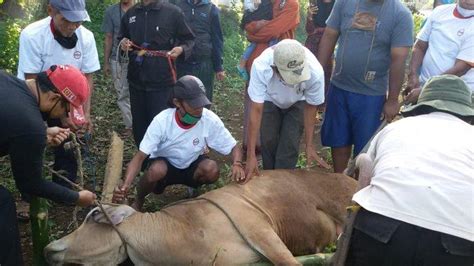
[0,65,96,266]
[119,0,195,147]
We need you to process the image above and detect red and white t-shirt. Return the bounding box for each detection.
[139,108,237,169]
[17,17,100,79]
[417,4,474,90]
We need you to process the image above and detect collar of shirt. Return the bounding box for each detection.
[137,1,162,10]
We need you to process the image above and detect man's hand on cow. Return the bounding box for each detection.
[382,98,399,123]
[230,161,246,183]
[305,145,331,169]
[77,190,97,207]
[47,127,70,147]
[244,155,260,181]
[112,184,130,204]
[168,46,183,59]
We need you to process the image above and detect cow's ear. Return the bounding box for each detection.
[92,204,136,226]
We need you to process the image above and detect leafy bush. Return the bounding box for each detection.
[0,19,23,74]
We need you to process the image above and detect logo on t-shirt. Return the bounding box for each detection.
[73,51,81,59]
[129,16,136,24]
[193,138,200,146]
[457,29,465,37]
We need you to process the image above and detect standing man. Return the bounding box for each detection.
[17,0,100,185]
[348,75,474,265]
[102,0,134,137]
[245,40,328,179]
[405,0,474,103]
[120,0,195,147]
[241,0,300,151]
[0,65,96,266]
[175,0,225,103]
[318,0,413,173]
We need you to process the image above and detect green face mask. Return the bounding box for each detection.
[181,112,201,124]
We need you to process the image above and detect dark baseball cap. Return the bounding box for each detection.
[173,75,211,108]
[50,0,91,22]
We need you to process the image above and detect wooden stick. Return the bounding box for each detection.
[101,132,124,203]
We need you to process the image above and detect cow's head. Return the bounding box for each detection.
[44,204,136,265]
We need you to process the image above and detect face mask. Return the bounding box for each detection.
[50,19,78,49]
[54,33,78,49]
[179,105,202,125]
[181,112,201,125]
[457,5,474,17]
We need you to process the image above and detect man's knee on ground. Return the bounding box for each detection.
[194,160,219,184]
[145,160,168,183]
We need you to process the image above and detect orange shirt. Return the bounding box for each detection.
[244,0,300,71]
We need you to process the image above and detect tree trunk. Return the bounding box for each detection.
[30,197,49,266]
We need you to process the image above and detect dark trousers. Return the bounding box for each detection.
[260,101,304,169]
[347,209,474,266]
[177,57,215,102]
[0,186,24,266]
[48,119,77,188]
[129,81,173,147]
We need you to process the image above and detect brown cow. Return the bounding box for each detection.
[44,169,357,265]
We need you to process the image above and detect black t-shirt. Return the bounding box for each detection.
[120,2,195,86]
[311,0,334,28]
[0,71,78,204]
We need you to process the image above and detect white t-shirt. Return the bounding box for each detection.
[17,17,100,79]
[417,4,474,90]
[248,46,325,109]
[139,108,237,169]
[353,112,474,241]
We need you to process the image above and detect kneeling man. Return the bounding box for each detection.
[114,76,245,211]
[348,75,473,265]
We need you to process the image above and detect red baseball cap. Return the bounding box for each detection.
[46,65,89,126]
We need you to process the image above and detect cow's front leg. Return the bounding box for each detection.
[247,228,301,265]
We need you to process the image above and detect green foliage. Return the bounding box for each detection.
[219,6,247,88]
[413,12,425,36]
[0,19,23,74]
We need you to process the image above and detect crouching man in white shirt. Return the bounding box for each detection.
[348,75,474,265]
[113,76,245,211]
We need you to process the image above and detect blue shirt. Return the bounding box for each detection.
[327,0,413,95]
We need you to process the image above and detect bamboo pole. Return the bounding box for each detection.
[30,197,49,266]
[249,253,333,266]
[101,132,124,203]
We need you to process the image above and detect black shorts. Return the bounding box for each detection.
[147,155,208,194]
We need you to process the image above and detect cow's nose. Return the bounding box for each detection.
[44,240,67,264]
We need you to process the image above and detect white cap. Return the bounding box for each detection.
[273,39,310,85]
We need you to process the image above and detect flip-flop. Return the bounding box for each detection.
[17,211,30,222]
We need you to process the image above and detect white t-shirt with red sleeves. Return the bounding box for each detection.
[17,16,100,79]
[139,108,237,169]
[417,4,474,90]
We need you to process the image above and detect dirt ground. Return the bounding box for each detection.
[12,74,330,264]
